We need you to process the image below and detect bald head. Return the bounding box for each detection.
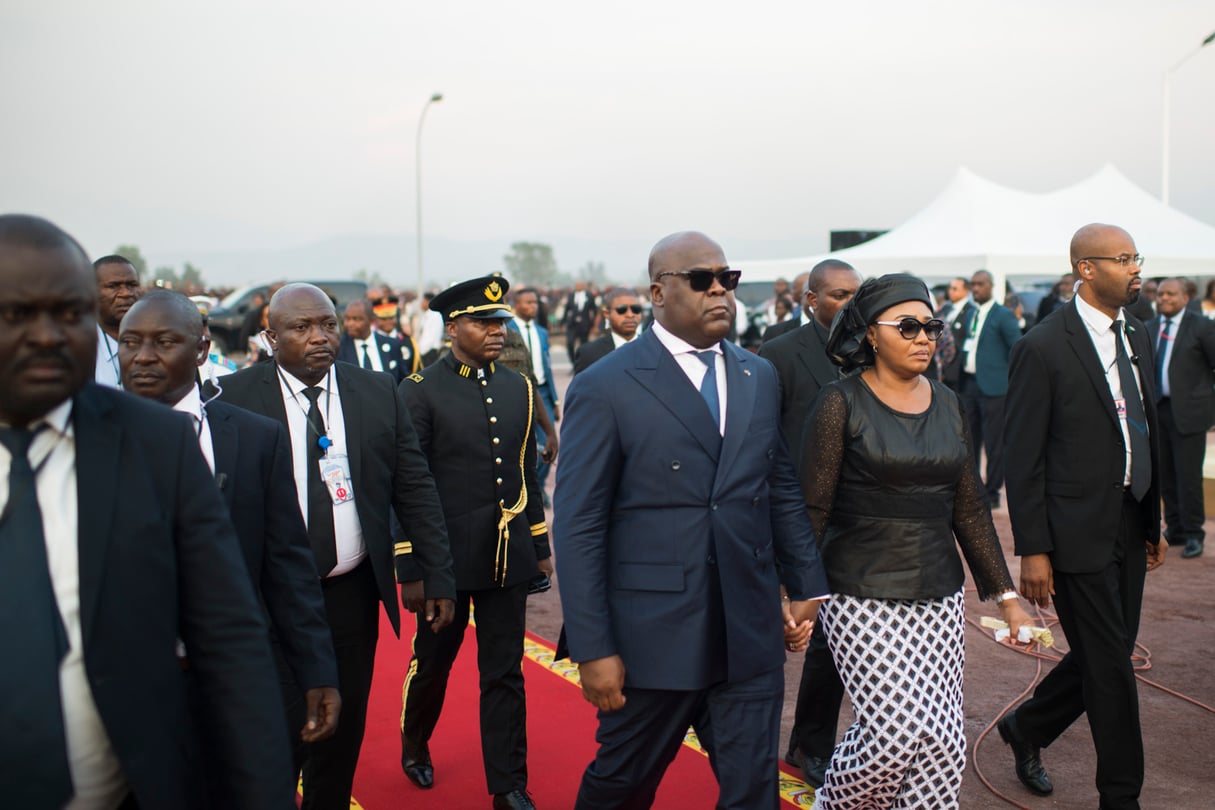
[1070,223,1133,269]
[648,231,724,280]
[124,290,205,339]
[0,214,90,262]
[268,282,337,331]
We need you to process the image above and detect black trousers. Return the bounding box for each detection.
[299,559,380,810]
[400,582,530,795]
[1014,495,1147,810]
[786,620,845,760]
[566,327,591,365]
[960,374,1006,500]
[1157,399,1207,546]
[575,666,782,810]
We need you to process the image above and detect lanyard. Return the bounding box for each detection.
[277,365,334,453]
[99,330,121,387]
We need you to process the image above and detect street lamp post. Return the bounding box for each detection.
[416,92,444,299]
[1162,31,1214,206]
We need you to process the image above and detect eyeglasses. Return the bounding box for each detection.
[613,304,644,315]
[874,317,946,340]
[1078,254,1145,268]
[656,269,742,292]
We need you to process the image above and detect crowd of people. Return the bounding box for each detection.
[1,211,1206,810]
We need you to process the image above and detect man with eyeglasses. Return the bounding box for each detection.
[999,224,1166,809]
[573,288,644,374]
[554,231,828,809]
[957,269,1020,509]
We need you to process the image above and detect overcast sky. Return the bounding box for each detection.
[2,0,1213,285]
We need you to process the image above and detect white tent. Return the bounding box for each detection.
[736,165,1215,292]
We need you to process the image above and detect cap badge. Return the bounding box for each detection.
[484,281,503,302]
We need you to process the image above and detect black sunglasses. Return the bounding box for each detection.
[613,304,644,315]
[656,269,742,292]
[874,317,946,340]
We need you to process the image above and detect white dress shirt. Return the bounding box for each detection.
[962,298,996,376]
[1,401,128,809]
[276,366,366,576]
[172,386,215,474]
[416,309,445,356]
[1155,308,1184,399]
[352,336,385,373]
[1075,294,1145,487]
[93,326,121,389]
[513,316,548,385]
[650,321,726,435]
[610,331,637,350]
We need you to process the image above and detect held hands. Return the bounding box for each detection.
[782,597,821,653]
[998,597,1033,647]
[578,655,626,712]
[300,687,341,743]
[1019,554,1054,608]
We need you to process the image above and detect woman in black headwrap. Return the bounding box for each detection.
[802,273,1030,810]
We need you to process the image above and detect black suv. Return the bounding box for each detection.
[207,280,369,354]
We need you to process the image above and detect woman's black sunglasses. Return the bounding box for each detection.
[613,304,644,315]
[656,269,742,292]
[875,317,947,340]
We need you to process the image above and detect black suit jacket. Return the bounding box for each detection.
[216,361,455,633]
[1147,311,1215,435]
[206,399,337,690]
[338,332,407,383]
[70,384,293,809]
[573,333,616,374]
[942,301,976,386]
[760,317,799,344]
[757,320,838,462]
[562,292,598,336]
[1005,300,1161,573]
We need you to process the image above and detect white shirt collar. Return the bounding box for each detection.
[171,385,205,422]
[610,331,636,349]
[650,320,721,357]
[1074,291,1124,335]
[278,364,334,395]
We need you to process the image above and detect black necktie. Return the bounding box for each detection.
[360,342,374,370]
[0,426,73,806]
[302,388,338,575]
[1155,318,1172,398]
[1113,320,1152,500]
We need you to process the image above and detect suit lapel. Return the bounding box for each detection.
[257,362,290,426]
[335,365,364,492]
[626,331,721,460]
[208,405,238,511]
[72,387,120,646]
[797,323,837,389]
[714,343,756,490]
[1062,301,1120,428]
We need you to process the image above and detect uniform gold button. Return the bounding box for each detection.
[486,397,493,404]
[490,416,498,423]
[497,478,503,485]
[495,457,502,465]
[493,437,500,445]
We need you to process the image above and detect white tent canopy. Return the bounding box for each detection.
[736,165,1215,292]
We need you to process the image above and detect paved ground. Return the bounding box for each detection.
[527,338,1215,809]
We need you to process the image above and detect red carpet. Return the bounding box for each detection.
[347,612,724,809]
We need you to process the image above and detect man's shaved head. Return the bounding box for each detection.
[267,282,337,331]
[1070,223,1133,270]
[808,260,857,294]
[648,231,724,280]
[0,213,91,264]
[126,289,205,339]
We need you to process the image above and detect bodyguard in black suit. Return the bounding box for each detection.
[0,215,293,809]
[1000,224,1167,809]
[338,298,408,382]
[758,258,859,788]
[562,281,599,365]
[398,276,552,810]
[573,287,643,374]
[118,291,341,780]
[1148,278,1215,559]
[218,283,456,810]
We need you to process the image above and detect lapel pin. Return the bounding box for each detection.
[743,369,752,377]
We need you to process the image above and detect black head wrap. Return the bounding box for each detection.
[826,272,933,372]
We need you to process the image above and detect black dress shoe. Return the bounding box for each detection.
[1182,538,1204,558]
[784,748,830,788]
[493,789,536,809]
[401,738,434,789]
[996,714,1053,796]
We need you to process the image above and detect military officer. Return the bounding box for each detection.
[397,275,552,810]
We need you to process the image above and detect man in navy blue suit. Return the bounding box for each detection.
[958,270,1021,507]
[337,298,407,383]
[507,288,558,502]
[118,290,341,783]
[554,231,829,809]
